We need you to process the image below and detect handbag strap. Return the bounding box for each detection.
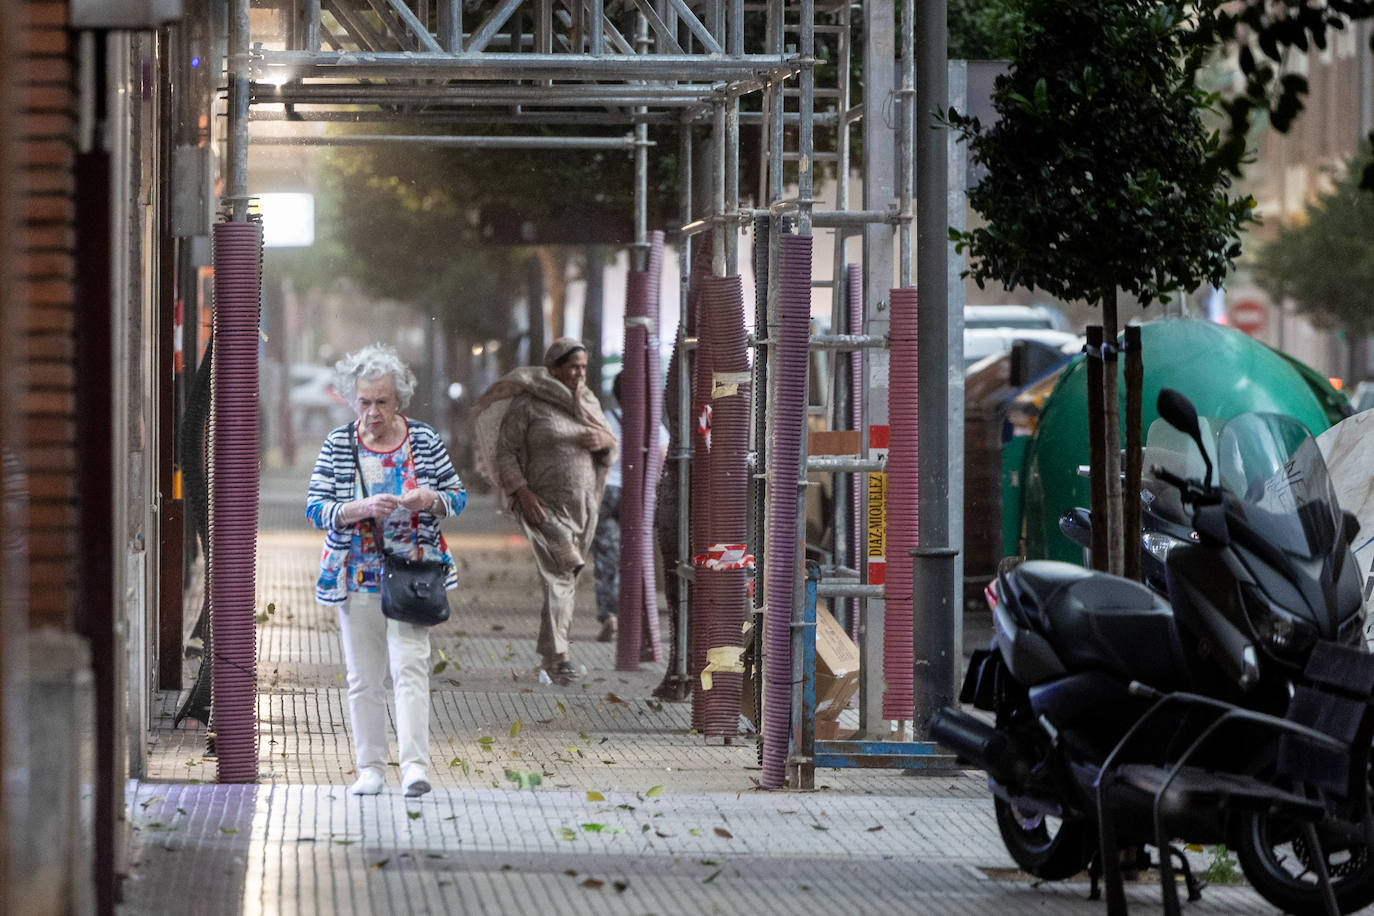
[348,422,392,558]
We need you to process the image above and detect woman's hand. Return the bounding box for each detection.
[579,428,614,452]
[399,487,440,513]
[514,486,546,525]
[356,494,400,522]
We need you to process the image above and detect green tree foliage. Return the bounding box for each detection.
[308,127,678,345]
[946,0,1255,310]
[1194,0,1374,187]
[944,0,1256,575]
[314,144,524,344]
[947,0,1025,60]
[1255,145,1374,335]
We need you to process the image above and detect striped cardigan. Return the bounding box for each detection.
[306,418,467,606]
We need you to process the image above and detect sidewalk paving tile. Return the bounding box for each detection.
[119,476,1286,914]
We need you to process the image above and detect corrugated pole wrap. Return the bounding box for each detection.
[760,233,812,788]
[688,243,716,731]
[847,263,864,642]
[884,287,919,722]
[699,275,751,738]
[640,231,665,662]
[210,220,262,783]
[618,266,650,670]
[210,0,261,784]
[617,230,666,670]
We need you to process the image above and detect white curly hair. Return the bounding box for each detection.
[334,343,417,409]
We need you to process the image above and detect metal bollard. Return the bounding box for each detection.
[911,546,959,740]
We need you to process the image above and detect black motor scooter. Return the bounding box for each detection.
[931,389,1373,914]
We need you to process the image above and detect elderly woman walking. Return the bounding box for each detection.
[307,343,467,797]
[473,338,616,683]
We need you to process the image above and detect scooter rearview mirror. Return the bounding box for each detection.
[1157,388,1213,487]
[1157,388,1199,438]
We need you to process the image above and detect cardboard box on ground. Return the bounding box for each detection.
[741,599,860,738]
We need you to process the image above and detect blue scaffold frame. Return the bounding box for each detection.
[789,562,958,786]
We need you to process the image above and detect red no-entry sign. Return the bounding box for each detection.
[1229,299,1268,335]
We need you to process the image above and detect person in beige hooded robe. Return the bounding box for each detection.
[473,338,616,682]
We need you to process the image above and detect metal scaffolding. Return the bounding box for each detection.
[225,0,956,787]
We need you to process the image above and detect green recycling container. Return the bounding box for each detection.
[1015,317,1349,565]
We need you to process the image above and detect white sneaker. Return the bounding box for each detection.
[402,765,432,797]
[349,768,384,796]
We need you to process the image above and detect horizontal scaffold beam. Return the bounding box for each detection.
[255,50,797,83]
[255,83,720,105]
[247,107,845,128]
[250,133,642,149]
[248,108,688,126]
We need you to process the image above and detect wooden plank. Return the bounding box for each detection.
[807,429,860,456]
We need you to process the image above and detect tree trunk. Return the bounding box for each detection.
[1103,289,1124,576]
[1123,324,1142,582]
[1086,325,1109,572]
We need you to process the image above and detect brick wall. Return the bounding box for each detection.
[19,0,78,632]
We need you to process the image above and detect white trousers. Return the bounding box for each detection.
[337,591,431,774]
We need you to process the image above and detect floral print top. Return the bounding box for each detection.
[307,418,466,605]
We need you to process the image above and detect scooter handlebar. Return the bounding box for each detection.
[1128,680,1162,700]
[1149,465,1221,507]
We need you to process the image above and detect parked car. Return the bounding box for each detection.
[290,363,350,438]
[964,327,1080,372]
[964,303,1068,332]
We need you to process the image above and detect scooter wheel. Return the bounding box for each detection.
[993,796,1094,881]
[1236,811,1374,915]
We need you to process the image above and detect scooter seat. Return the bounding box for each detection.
[1005,560,1188,688]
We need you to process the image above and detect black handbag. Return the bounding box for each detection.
[378,550,451,627]
[350,424,452,627]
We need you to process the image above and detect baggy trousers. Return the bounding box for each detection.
[337,590,431,774]
[523,515,581,665]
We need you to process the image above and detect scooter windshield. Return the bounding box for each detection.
[1214,412,1341,560]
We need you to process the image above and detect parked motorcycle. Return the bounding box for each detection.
[931,389,1373,914]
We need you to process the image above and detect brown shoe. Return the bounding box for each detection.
[597,617,617,642]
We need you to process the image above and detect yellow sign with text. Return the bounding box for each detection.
[867,471,886,585]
